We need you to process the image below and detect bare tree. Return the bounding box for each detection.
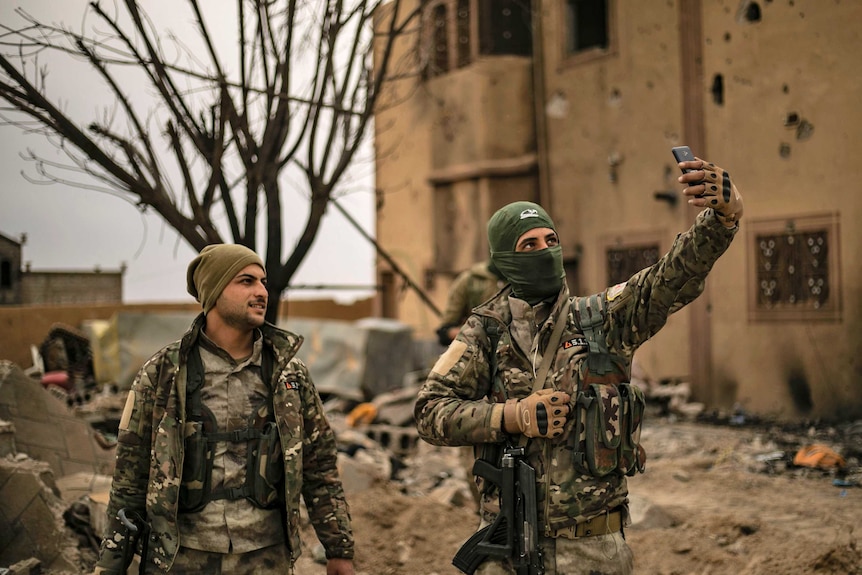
[0,0,420,322]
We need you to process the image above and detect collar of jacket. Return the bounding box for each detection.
[178,313,304,375]
[473,284,571,329]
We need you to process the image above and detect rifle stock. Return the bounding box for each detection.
[452,447,544,575]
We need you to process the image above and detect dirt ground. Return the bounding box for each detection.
[291,418,861,575]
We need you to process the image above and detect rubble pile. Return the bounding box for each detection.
[1,317,860,574]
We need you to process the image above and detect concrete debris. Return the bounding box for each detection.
[2,317,862,574]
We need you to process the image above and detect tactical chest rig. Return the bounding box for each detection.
[485,293,647,478]
[571,294,646,477]
[178,344,285,512]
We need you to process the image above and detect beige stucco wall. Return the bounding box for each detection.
[697,1,862,419]
[374,0,862,420]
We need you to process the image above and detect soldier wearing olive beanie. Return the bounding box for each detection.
[186,244,266,314]
[487,201,565,305]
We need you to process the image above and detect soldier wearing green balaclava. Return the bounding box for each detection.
[487,201,565,305]
[417,155,744,575]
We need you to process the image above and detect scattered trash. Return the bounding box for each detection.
[793,444,846,469]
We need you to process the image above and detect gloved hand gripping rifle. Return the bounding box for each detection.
[452,446,543,575]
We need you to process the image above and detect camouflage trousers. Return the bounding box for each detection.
[473,530,633,575]
[167,543,292,574]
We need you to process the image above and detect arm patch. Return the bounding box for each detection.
[431,340,468,376]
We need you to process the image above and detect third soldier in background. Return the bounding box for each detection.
[436,261,505,347]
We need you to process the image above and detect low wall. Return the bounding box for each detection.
[0,298,374,370]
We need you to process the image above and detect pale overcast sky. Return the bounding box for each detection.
[0,1,377,305]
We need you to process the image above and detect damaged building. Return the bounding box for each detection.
[372,0,862,421]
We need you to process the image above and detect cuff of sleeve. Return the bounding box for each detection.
[489,403,505,432]
[706,208,740,233]
[502,399,521,434]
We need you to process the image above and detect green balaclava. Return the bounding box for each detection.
[487,201,565,304]
[186,244,265,314]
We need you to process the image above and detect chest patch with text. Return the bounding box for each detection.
[563,337,589,349]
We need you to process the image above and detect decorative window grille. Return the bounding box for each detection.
[606,244,659,286]
[748,214,841,321]
[431,3,449,77]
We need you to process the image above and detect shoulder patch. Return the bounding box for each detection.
[278,370,299,390]
[119,390,136,431]
[431,340,468,376]
[606,282,627,301]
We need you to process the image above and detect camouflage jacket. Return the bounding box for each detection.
[415,209,737,532]
[95,314,353,574]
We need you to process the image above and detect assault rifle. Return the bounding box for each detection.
[117,508,150,575]
[452,446,543,575]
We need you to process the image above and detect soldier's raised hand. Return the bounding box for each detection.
[678,158,744,227]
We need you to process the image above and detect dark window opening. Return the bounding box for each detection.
[431,4,449,76]
[565,0,609,54]
[711,73,724,105]
[0,259,11,288]
[478,0,533,56]
[606,244,659,286]
[457,0,471,67]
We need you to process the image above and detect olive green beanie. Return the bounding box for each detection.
[186,244,265,314]
[487,201,556,253]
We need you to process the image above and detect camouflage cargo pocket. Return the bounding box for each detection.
[580,384,622,477]
[618,383,647,476]
[179,422,212,512]
[248,421,284,508]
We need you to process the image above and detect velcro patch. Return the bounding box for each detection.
[563,337,588,349]
[606,282,627,301]
[278,371,298,390]
[431,340,468,376]
[119,390,136,431]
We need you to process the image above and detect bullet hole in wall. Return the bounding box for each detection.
[784,113,814,140]
[779,142,791,158]
[796,119,814,141]
[744,2,762,22]
[782,84,790,94]
[711,74,724,105]
[724,32,732,42]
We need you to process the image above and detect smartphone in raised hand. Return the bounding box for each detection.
[671,146,696,173]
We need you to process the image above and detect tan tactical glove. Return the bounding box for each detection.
[503,388,571,438]
[699,161,744,227]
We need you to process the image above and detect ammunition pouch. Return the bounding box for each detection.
[245,421,284,509]
[570,294,647,478]
[573,382,646,477]
[179,419,214,513]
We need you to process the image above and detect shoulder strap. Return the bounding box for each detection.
[531,304,569,393]
[187,344,205,420]
[261,345,275,390]
[484,317,502,394]
[575,294,614,375]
